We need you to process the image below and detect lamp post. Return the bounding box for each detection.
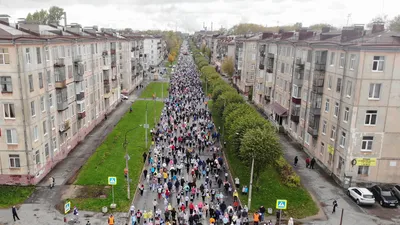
[145,102,149,148]
[248,154,255,210]
[123,124,143,200]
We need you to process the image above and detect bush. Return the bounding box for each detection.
[275,156,301,188]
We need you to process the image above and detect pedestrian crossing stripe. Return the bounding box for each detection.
[276,199,287,209]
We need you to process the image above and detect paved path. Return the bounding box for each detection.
[0,81,149,225]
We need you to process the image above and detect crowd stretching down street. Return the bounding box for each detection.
[127,41,270,225]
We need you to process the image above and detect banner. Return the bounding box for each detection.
[327,144,334,155]
[355,158,377,166]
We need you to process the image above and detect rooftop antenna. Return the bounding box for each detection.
[346,14,352,26]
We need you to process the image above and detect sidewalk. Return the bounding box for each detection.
[0,80,149,225]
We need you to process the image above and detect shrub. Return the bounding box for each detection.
[275,156,301,187]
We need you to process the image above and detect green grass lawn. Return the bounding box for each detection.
[209,101,318,219]
[0,186,35,208]
[71,100,164,212]
[140,82,169,99]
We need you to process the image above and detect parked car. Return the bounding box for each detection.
[347,187,375,205]
[370,185,399,207]
[120,94,128,100]
[391,185,400,200]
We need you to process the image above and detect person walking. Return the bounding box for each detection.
[108,215,115,225]
[12,206,20,221]
[294,156,298,167]
[310,158,316,169]
[332,200,338,213]
[73,206,79,223]
[305,157,310,168]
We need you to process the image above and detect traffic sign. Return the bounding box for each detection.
[64,201,71,214]
[108,176,117,185]
[276,199,287,210]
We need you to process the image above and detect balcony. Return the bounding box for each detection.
[102,50,108,57]
[259,64,265,70]
[315,63,326,71]
[290,110,300,123]
[57,100,68,111]
[104,92,112,99]
[55,80,67,89]
[78,111,86,120]
[307,126,319,137]
[111,61,116,68]
[310,105,321,116]
[110,49,116,55]
[293,73,303,86]
[104,84,111,93]
[257,77,264,83]
[295,58,304,69]
[54,58,65,67]
[267,53,274,59]
[76,92,85,101]
[74,55,82,62]
[265,81,273,87]
[59,120,70,133]
[312,77,324,94]
[291,96,301,105]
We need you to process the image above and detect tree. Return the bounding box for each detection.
[47,6,64,25]
[366,15,388,28]
[228,23,268,35]
[213,91,244,117]
[240,126,282,185]
[221,57,234,77]
[389,15,400,31]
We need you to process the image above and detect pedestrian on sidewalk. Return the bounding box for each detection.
[332,200,338,213]
[12,206,20,221]
[108,215,115,225]
[73,206,79,223]
[143,152,148,163]
[130,204,135,216]
[310,158,316,169]
[139,184,144,196]
[153,199,158,212]
[294,156,298,167]
[305,157,310,168]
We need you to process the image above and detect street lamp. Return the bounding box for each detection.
[123,124,143,200]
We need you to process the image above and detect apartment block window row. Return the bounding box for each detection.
[4,103,15,119]
[346,81,352,97]
[1,76,13,93]
[336,78,342,93]
[340,131,346,148]
[330,125,336,140]
[322,120,327,135]
[6,129,18,144]
[369,83,381,99]
[365,110,377,125]
[372,56,384,72]
[339,53,345,68]
[9,154,20,168]
[361,136,374,151]
[334,102,339,117]
[343,107,349,122]
[0,48,10,64]
[349,54,356,70]
[25,48,31,64]
[325,98,330,112]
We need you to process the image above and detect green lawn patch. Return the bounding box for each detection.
[210,102,317,219]
[140,82,169,99]
[71,100,164,212]
[0,185,35,208]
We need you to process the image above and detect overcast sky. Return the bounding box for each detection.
[1,0,399,33]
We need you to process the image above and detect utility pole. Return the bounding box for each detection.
[248,155,255,210]
[145,102,149,148]
[123,125,142,200]
[339,208,344,225]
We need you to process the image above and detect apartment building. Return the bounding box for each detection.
[0,17,144,185]
[143,36,166,69]
[252,24,400,185]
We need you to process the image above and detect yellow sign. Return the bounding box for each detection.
[327,144,334,155]
[356,158,377,166]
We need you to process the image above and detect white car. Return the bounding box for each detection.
[121,94,128,100]
[347,187,375,205]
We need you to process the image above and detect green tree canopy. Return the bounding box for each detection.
[389,15,400,31]
[221,56,234,77]
[47,6,64,25]
[26,6,64,25]
[240,126,282,185]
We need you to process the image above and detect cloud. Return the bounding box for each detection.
[2,0,400,33]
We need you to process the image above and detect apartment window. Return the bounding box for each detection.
[49,94,53,107]
[339,53,345,68]
[25,48,31,64]
[320,142,325,155]
[327,76,332,89]
[6,129,18,144]
[252,43,256,49]
[346,81,352,97]
[42,121,47,136]
[9,154,20,168]
[305,133,310,144]
[47,70,52,86]
[336,78,342,93]
[338,156,344,171]
[252,53,256,61]
[30,101,35,117]
[322,120,327,135]
[33,126,38,141]
[52,137,57,151]
[28,75,34,92]
[361,136,373,151]
[368,83,381,99]
[51,116,55,129]
[330,125,336,140]
[280,63,284,73]
[34,150,40,165]
[358,166,369,175]
[251,64,255,71]
[372,56,384,72]
[334,102,339,117]
[68,65,73,79]
[38,72,43,89]
[0,48,10,64]
[330,52,335,65]
[343,107,349,122]
[365,110,377,125]
[4,103,15,119]
[45,143,50,159]
[325,98,330,112]
[36,47,42,64]
[40,96,45,112]
[45,47,50,61]
[292,85,301,98]
[1,76,13,92]
[349,54,356,70]
[340,131,346,147]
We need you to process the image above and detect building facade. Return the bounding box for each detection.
[251,25,400,185]
[0,18,145,185]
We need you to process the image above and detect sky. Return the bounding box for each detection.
[1,0,399,33]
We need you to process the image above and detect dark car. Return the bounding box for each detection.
[369,185,398,207]
[391,185,400,200]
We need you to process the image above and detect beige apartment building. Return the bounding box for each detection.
[252,25,400,185]
[0,17,145,185]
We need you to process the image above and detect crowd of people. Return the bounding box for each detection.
[126,42,256,225]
